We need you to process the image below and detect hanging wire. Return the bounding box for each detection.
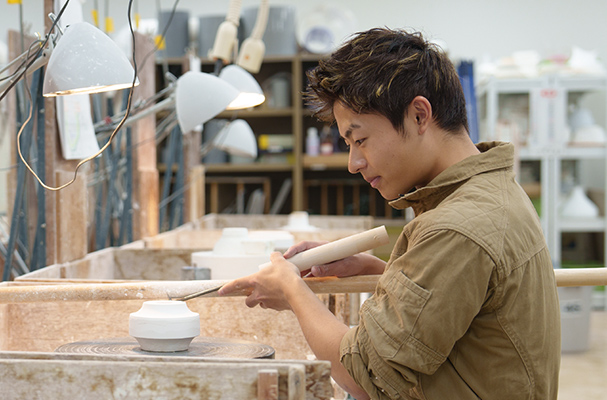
[0,37,45,85]
[2,0,181,177]
[86,110,177,188]
[0,0,71,103]
[153,0,181,88]
[13,0,139,192]
[0,93,177,175]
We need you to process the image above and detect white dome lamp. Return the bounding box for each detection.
[219,64,265,110]
[175,71,240,132]
[43,22,139,97]
[212,119,258,159]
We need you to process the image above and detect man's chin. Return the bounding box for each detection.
[378,190,397,201]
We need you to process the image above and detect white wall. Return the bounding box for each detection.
[1,0,607,65]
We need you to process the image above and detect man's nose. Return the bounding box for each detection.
[348,149,365,174]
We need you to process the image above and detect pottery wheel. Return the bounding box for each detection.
[55,337,275,359]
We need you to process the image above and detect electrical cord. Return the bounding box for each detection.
[0,92,177,175]
[0,38,45,84]
[0,0,71,104]
[140,0,180,77]
[86,110,177,188]
[14,0,139,191]
[4,0,182,186]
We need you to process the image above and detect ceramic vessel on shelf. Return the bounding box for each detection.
[559,186,599,218]
[571,125,606,144]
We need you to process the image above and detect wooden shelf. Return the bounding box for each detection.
[303,154,349,170]
[196,55,297,65]
[157,53,400,217]
[204,162,293,173]
[217,108,294,119]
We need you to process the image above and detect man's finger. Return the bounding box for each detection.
[218,278,247,296]
[270,251,285,263]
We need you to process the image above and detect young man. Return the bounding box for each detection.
[219,28,561,399]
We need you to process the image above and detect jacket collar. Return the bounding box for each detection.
[389,141,514,211]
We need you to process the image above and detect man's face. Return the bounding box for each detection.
[334,102,433,200]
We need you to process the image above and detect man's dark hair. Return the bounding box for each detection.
[305,28,469,135]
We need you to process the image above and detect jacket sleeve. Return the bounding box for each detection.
[340,228,496,397]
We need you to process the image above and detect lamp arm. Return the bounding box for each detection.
[0,46,36,76]
[0,43,53,97]
[121,95,176,128]
[225,0,242,26]
[249,0,269,40]
[200,140,215,159]
[235,0,268,73]
[209,0,243,63]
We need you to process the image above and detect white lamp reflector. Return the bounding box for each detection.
[43,22,139,97]
[213,119,258,158]
[175,71,240,132]
[219,65,265,110]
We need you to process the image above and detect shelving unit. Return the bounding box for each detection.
[162,54,400,219]
[477,73,607,308]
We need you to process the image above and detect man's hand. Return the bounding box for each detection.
[220,246,371,400]
[218,252,301,311]
[284,241,387,278]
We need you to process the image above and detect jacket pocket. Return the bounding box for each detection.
[363,270,431,360]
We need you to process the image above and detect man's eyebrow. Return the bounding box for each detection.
[343,123,361,139]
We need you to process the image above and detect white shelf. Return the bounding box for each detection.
[555,75,607,91]
[558,217,606,232]
[476,76,547,95]
[520,146,606,160]
[560,146,606,159]
[477,74,607,310]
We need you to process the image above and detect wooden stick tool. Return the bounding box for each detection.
[170,225,391,301]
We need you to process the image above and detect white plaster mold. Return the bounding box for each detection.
[129,300,200,352]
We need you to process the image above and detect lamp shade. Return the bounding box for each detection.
[43,22,139,97]
[175,71,240,132]
[219,65,265,110]
[213,119,257,158]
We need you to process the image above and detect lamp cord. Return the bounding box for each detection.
[141,0,180,86]
[0,1,70,104]
[14,0,139,191]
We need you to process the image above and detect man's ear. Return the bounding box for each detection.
[409,96,432,134]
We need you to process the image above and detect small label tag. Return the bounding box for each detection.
[561,299,584,317]
[155,35,166,50]
[105,17,114,34]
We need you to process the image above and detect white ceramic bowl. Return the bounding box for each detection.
[129,300,200,352]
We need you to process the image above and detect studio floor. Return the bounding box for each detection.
[559,311,607,399]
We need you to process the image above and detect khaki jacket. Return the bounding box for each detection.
[340,142,561,399]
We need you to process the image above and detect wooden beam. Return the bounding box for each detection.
[187,165,205,221]
[0,353,333,400]
[183,126,202,222]
[288,364,306,400]
[41,0,88,265]
[0,268,602,304]
[55,170,87,263]
[131,32,159,239]
[257,369,279,400]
